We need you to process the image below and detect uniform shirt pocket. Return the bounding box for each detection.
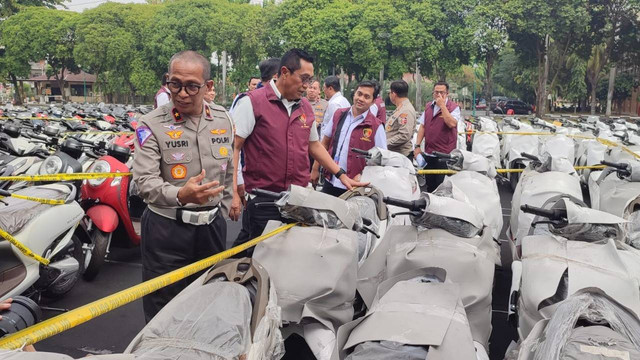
[210,135,232,160]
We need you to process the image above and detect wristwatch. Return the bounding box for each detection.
[334,168,346,178]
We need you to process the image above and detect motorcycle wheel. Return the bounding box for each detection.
[44,234,84,298]
[82,229,109,281]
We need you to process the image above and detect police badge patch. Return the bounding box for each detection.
[136,126,152,146]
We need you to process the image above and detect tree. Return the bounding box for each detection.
[469,0,507,101]
[0,7,78,102]
[0,0,63,18]
[505,0,590,116]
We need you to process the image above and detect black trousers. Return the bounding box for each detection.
[141,208,226,323]
[321,180,347,197]
[424,158,448,193]
[231,195,282,257]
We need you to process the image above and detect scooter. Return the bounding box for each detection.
[589,159,640,248]
[251,185,379,360]
[334,267,482,360]
[357,192,498,356]
[471,116,501,169]
[0,183,85,301]
[507,199,640,342]
[500,118,540,190]
[425,149,503,243]
[509,152,583,257]
[79,137,143,280]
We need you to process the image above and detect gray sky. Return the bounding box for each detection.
[60,0,146,12]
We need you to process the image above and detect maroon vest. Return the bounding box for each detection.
[424,100,459,154]
[154,87,170,109]
[324,108,381,180]
[374,96,386,123]
[244,85,315,192]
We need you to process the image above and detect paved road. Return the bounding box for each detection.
[35,185,518,359]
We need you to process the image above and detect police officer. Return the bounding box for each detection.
[385,80,416,159]
[133,50,235,322]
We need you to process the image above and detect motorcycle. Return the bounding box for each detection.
[80,137,143,280]
[357,192,498,356]
[251,185,379,360]
[507,198,640,342]
[500,118,540,190]
[0,183,85,301]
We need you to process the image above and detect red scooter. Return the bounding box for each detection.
[79,139,145,280]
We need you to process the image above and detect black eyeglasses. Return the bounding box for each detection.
[287,68,314,85]
[166,81,206,96]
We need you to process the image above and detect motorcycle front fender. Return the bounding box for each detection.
[87,205,119,233]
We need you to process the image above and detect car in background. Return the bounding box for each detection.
[493,99,534,115]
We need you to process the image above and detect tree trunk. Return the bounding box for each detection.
[605,64,615,117]
[536,36,550,117]
[56,68,66,102]
[415,59,422,111]
[9,74,23,105]
[379,67,384,89]
[340,67,346,92]
[590,84,598,115]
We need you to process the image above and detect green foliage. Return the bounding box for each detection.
[597,71,634,104]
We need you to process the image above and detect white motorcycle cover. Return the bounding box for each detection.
[334,268,477,360]
[518,235,640,339]
[125,271,284,360]
[508,290,640,360]
[539,134,575,164]
[253,221,358,357]
[0,352,133,359]
[510,168,583,246]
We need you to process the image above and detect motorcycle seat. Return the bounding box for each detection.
[0,184,72,235]
[0,240,26,298]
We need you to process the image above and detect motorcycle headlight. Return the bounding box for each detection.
[88,160,111,187]
[39,156,63,175]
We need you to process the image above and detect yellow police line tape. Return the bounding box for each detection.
[460,130,640,159]
[417,164,608,175]
[0,193,66,205]
[0,172,132,182]
[0,228,50,266]
[0,221,298,349]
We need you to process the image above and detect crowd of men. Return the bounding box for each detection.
[137,48,462,321]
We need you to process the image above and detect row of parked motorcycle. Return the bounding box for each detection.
[2,111,640,360]
[0,103,148,308]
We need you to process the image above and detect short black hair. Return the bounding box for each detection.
[162,73,168,86]
[434,81,449,92]
[356,80,379,99]
[248,76,259,84]
[390,80,409,98]
[324,75,341,92]
[168,50,211,80]
[259,58,280,82]
[279,48,314,76]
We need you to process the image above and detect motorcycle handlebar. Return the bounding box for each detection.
[72,136,97,146]
[429,151,453,160]
[520,205,566,221]
[383,196,427,212]
[521,152,540,162]
[601,160,629,171]
[351,148,370,156]
[250,188,287,200]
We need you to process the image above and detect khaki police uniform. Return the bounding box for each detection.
[132,101,234,322]
[385,98,416,157]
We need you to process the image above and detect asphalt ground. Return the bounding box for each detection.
[35,183,519,359]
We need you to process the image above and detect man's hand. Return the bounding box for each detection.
[310,167,320,187]
[237,184,247,206]
[229,193,242,221]
[0,298,11,320]
[413,146,422,159]
[339,174,368,190]
[177,170,224,205]
[435,93,446,109]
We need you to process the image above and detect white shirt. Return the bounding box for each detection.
[232,80,318,142]
[321,91,351,134]
[155,88,170,108]
[322,108,387,189]
[417,99,462,125]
